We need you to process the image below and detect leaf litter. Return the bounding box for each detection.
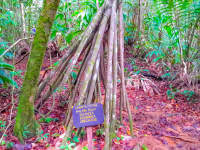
[0,49,200,150]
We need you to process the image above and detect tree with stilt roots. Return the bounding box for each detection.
[15,0,134,149]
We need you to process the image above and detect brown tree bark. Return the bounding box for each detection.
[14,0,60,144]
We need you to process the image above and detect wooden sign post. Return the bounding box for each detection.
[72,103,104,150]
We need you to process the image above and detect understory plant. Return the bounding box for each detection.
[0,42,18,88]
[59,143,76,150]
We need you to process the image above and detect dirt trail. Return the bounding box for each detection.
[111,86,200,150]
[0,52,200,150]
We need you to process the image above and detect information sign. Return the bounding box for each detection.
[72,103,104,128]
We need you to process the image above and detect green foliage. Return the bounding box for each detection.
[6,141,14,148]
[39,117,59,124]
[35,129,50,142]
[49,61,59,68]
[0,42,18,88]
[23,130,31,138]
[81,146,88,150]
[0,120,6,131]
[0,8,18,41]
[70,130,81,143]
[142,144,148,150]
[65,29,83,45]
[0,140,6,146]
[22,124,31,138]
[59,143,76,150]
[162,70,177,80]
[79,130,86,139]
[96,129,103,136]
[51,0,105,45]
[73,135,79,142]
[10,70,23,78]
[116,135,124,141]
[143,0,200,65]
[166,84,195,101]
[0,140,13,148]
[123,0,199,98]
[167,88,178,99]
[162,72,171,78]
[36,129,43,135]
[44,117,53,124]
[71,71,77,80]
[181,90,194,100]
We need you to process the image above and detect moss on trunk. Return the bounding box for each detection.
[14,0,60,144]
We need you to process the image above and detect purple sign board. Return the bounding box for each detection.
[72,103,104,128]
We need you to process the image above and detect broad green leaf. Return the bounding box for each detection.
[152,55,163,62]
[0,62,14,71]
[56,13,64,20]
[59,146,66,149]
[168,0,173,9]
[136,71,140,74]
[73,135,79,142]
[143,69,149,72]
[54,87,58,93]
[69,143,76,147]
[162,73,171,78]
[0,41,8,45]
[1,140,5,145]
[71,71,77,80]
[44,133,50,138]
[142,144,149,150]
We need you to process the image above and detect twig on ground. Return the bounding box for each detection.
[37,68,51,86]
[0,100,18,113]
[162,135,198,143]
[14,51,30,65]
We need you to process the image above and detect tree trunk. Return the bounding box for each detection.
[20,0,26,38]
[119,0,127,110]
[28,5,31,39]
[14,0,60,144]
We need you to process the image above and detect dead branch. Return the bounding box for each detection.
[162,135,199,143]
[14,51,30,65]
[0,37,33,59]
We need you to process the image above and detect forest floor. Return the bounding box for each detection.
[0,47,200,150]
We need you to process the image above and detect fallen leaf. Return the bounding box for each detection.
[31,143,37,148]
[134,79,140,90]
[183,126,195,132]
[146,106,151,112]
[122,135,132,141]
[165,104,172,109]
[113,140,120,145]
[51,133,60,137]
[132,143,142,150]
[163,136,176,147]
[127,130,131,135]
